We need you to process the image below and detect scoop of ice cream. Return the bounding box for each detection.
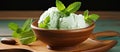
[38,7,58,24]
[38,7,89,30]
[59,13,88,30]
[38,7,60,30]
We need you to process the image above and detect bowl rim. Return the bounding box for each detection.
[31,20,95,32]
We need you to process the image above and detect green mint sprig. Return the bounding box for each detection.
[56,0,66,11]
[56,0,81,16]
[8,19,36,45]
[38,16,50,28]
[84,10,99,25]
[66,2,81,13]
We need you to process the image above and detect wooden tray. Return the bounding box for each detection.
[0,31,119,52]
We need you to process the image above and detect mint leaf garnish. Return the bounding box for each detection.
[8,23,19,31]
[85,18,93,25]
[12,31,20,38]
[66,2,81,13]
[56,0,81,16]
[38,16,50,28]
[84,10,89,20]
[8,19,36,45]
[84,10,99,25]
[88,14,99,21]
[22,19,33,32]
[20,30,36,45]
[56,0,66,11]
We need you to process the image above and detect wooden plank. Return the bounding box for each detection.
[0,38,117,52]
[0,11,120,19]
[0,11,42,19]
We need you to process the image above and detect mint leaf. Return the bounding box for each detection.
[44,16,50,23]
[12,31,20,38]
[8,19,36,45]
[20,19,36,45]
[84,10,99,25]
[88,14,99,21]
[9,23,22,38]
[38,16,50,28]
[85,18,93,25]
[56,0,81,16]
[84,10,89,20]
[66,2,81,13]
[8,23,19,31]
[12,28,22,38]
[22,19,33,32]
[84,10,91,24]
[20,30,36,45]
[56,0,66,11]
[20,36,36,45]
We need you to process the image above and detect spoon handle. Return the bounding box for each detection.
[0,49,32,52]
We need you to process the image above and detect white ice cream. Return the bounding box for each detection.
[38,7,89,30]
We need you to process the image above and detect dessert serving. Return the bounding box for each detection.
[37,0,99,30]
[31,0,99,50]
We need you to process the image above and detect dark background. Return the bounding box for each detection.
[0,0,119,11]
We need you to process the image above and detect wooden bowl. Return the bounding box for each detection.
[31,20,95,50]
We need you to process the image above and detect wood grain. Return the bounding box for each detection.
[0,38,117,52]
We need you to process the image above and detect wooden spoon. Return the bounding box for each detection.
[0,49,32,52]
